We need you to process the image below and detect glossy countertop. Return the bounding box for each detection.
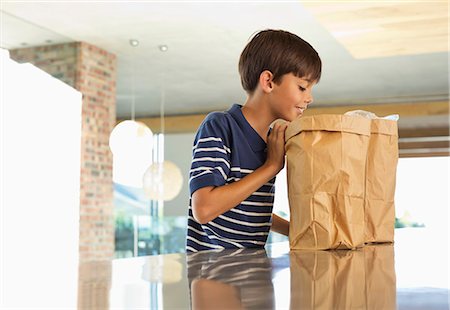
[2,227,449,309]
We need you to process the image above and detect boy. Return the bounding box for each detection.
[186,29,321,252]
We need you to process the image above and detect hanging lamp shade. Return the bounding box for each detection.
[142,44,184,201]
[109,120,153,188]
[142,160,183,201]
[109,120,153,155]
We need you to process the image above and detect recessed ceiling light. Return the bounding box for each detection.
[20,42,27,46]
[45,40,53,44]
[159,45,168,52]
[129,39,139,47]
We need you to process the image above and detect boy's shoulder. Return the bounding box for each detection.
[203,110,232,123]
[195,107,237,140]
[200,109,235,129]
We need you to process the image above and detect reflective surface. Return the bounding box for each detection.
[187,244,398,309]
[2,228,449,309]
[188,248,275,309]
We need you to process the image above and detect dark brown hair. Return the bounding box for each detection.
[238,29,322,94]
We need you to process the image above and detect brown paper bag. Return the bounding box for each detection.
[285,114,371,250]
[364,119,398,243]
[289,245,396,310]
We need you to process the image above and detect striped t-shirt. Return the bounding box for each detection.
[186,104,276,253]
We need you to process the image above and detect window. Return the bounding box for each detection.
[113,134,188,258]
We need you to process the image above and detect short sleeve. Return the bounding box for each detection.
[189,113,232,195]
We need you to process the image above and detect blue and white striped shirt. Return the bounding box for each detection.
[186,104,275,252]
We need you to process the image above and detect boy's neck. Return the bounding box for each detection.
[241,95,275,143]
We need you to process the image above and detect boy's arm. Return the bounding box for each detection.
[270,214,289,236]
[192,122,288,224]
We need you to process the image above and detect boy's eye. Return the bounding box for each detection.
[298,86,306,92]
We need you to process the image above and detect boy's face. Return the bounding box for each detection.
[269,73,315,122]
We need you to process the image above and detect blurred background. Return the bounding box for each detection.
[1,1,448,261]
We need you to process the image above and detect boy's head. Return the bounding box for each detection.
[238,29,322,95]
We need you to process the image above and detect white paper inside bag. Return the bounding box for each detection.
[344,110,399,121]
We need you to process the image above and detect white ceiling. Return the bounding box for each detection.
[1,1,449,118]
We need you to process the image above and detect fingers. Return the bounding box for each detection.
[267,121,288,156]
[265,122,289,174]
[270,121,288,143]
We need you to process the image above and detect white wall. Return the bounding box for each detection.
[1,49,82,308]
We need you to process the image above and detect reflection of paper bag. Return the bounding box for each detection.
[285,114,371,250]
[364,245,397,309]
[365,119,398,243]
[290,245,396,310]
[290,250,366,309]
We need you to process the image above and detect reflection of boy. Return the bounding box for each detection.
[186,29,322,252]
[187,249,274,309]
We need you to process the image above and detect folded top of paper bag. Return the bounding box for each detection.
[344,110,399,121]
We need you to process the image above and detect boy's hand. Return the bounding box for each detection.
[264,121,288,176]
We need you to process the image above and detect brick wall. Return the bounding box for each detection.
[9,43,78,86]
[78,260,111,308]
[10,42,116,261]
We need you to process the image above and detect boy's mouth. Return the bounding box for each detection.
[296,106,307,114]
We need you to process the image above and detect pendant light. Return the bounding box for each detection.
[143,45,183,201]
[109,39,153,188]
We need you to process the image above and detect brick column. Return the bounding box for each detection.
[10,42,116,261]
[78,260,112,309]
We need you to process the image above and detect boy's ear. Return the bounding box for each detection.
[259,70,274,93]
